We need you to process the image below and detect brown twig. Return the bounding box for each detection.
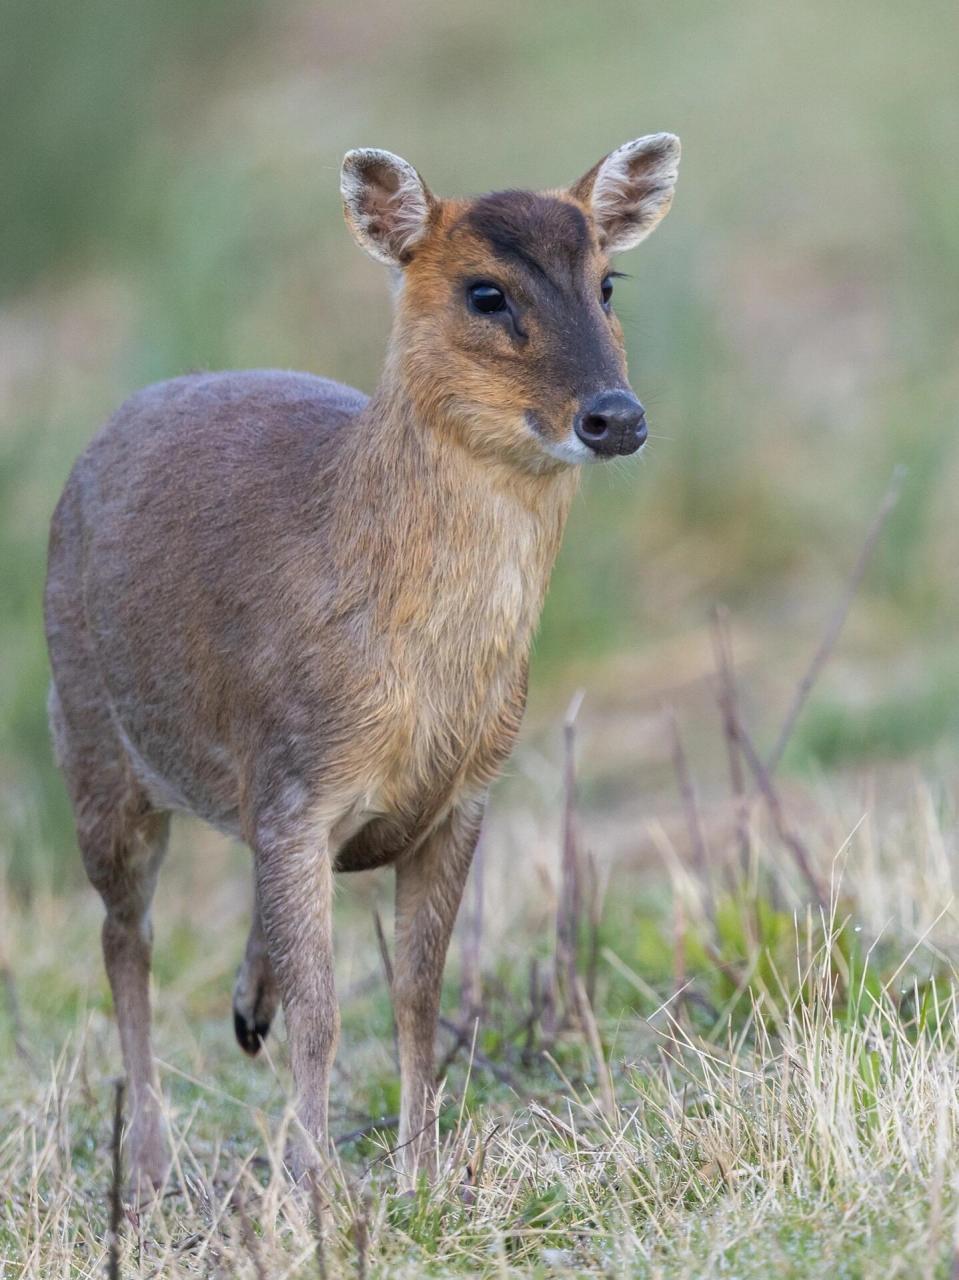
[372,909,393,989]
[584,850,605,1008]
[335,1113,399,1148]
[766,466,906,776]
[735,713,828,909]
[667,705,715,921]
[107,1079,125,1280]
[360,1106,451,1175]
[520,957,541,1066]
[435,1015,474,1082]
[438,1016,519,1089]
[710,605,752,884]
[372,908,397,1062]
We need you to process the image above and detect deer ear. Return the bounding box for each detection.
[341,148,435,267]
[570,133,681,253]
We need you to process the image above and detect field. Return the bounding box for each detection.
[5,747,959,1276]
[2,1,959,1275]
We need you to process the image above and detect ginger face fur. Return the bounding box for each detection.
[44,134,680,1192]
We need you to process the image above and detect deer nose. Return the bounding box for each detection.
[574,390,647,457]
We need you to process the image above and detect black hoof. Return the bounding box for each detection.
[234,1006,271,1057]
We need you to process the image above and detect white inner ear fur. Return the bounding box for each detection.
[589,132,681,253]
[341,148,432,267]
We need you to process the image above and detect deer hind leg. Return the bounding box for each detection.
[76,783,171,1197]
[47,573,171,1195]
[392,796,484,1185]
[233,870,280,1055]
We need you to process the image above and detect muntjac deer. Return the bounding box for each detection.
[44,134,680,1192]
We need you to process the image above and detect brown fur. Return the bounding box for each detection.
[44,136,679,1192]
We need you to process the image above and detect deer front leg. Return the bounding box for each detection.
[252,814,339,1178]
[392,795,484,1184]
[233,869,280,1056]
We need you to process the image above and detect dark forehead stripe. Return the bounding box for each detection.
[462,191,591,282]
[463,192,621,392]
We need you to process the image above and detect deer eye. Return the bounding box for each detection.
[601,275,614,307]
[467,282,507,315]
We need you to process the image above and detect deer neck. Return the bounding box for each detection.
[336,365,579,653]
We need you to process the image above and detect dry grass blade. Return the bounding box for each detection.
[573,976,617,1125]
[554,689,585,1024]
[672,890,687,1018]
[107,1078,124,1280]
[461,1122,501,1207]
[766,465,906,776]
[528,1102,601,1151]
[307,1168,329,1280]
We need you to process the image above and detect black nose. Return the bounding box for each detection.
[574,390,647,457]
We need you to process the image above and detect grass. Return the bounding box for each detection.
[3,742,959,1277]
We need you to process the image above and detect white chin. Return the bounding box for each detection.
[539,434,603,465]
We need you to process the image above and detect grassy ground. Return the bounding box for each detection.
[3,756,959,1277]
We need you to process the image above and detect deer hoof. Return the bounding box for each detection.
[232,974,278,1057]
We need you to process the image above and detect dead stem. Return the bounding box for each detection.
[710,604,753,887]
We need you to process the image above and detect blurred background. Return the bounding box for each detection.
[2,0,958,893]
